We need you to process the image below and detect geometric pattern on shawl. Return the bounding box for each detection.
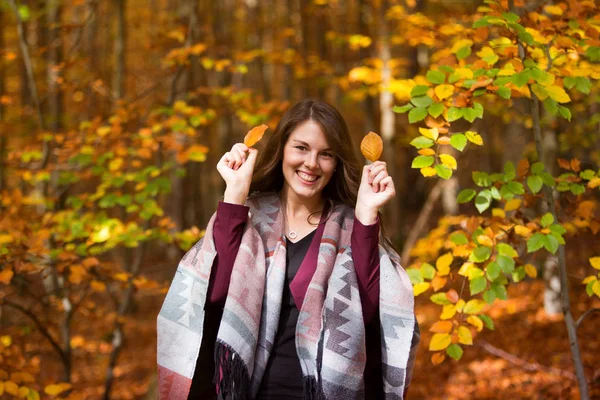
[157,193,416,399]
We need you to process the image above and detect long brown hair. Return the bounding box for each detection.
[250,99,361,208]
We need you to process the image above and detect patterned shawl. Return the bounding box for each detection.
[157,194,418,399]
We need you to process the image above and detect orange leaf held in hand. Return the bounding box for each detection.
[244,124,268,147]
[360,131,383,162]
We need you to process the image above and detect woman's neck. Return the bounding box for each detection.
[280,187,324,218]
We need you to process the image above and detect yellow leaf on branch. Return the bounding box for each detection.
[440,304,457,320]
[435,84,454,100]
[524,264,537,278]
[420,167,437,177]
[544,4,564,15]
[44,383,72,396]
[467,315,483,332]
[429,333,452,351]
[505,198,521,211]
[590,257,600,270]
[546,85,571,103]
[419,127,439,141]
[418,148,436,156]
[436,253,453,276]
[477,235,493,247]
[413,282,430,296]
[439,154,457,170]
[457,326,473,345]
[465,131,483,145]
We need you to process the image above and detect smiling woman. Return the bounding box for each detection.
[157,99,420,400]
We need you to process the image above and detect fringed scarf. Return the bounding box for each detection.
[157,194,418,399]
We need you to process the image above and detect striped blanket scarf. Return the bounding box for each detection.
[157,194,418,399]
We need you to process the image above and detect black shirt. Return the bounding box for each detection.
[255,230,317,400]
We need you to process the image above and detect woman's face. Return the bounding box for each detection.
[281,120,338,204]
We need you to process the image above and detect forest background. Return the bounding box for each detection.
[0,0,599,399]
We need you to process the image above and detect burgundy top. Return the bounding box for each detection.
[207,201,380,324]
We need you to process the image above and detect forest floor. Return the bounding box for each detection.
[56,267,600,399]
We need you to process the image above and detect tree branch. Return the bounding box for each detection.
[1,300,68,367]
[576,307,600,330]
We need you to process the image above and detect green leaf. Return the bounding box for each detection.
[447,107,463,122]
[450,232,469,245]
[511,71,530,87]
[411,95,434,108]
[502,12,519,23]
[462,108,479,123]
[491,282,508,300]
[456,46,471,60]
[497,255,515,274]
[570,183,585,195]
[486,261,501,281]
[472,171,491,187]
[540,172,556,187]
[428,102,444,118]
[18,5,31,21]
[531,161,544,174]
[430,292,451,305]
[470,246,492,263]
[426,70,446,85]
[496,86,511,99]
[421,263,436,280]
[543,234,559,254]
[558,106,571,121]
[506,181,525,195]
[435,164,453,180]
[527,232,545,253]
[512,266,526,283]
[411,155,434,168]
[527,175,543,193]
[483,290,496,304]
[407,268,424,284]
[543,98,559,115]
[447,344,463,360]
[504,162,516,181]
[540,212,554,228]
[457,189,476,203]
[408,107,429,123]
[470,276,487,295]
[563,76,576,89]
[450,133,467,151]
[490,186,501,200]
[473,17,490,28]
[411,85,431,97]
[549,223,567,235]
[479,314,495,330]
[585,46,600,62]
[580,169,596,181]
[496,243,518,258]
[410,136,435,149]
[575,77,591,94]
[393,104,414,113]
[475,190,492,213]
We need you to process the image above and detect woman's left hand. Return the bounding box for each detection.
[355,161,396,225]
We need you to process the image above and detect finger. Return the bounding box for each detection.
[368,165,387,184]
[231,147,246,170]
[246,148,258,167]
[368,161,386,172]
[380,176,395,195]
[233,143,249,153]
[229,148,243,170]
[371,170,388,189]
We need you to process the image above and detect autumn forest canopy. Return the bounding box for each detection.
[0,0,599,398]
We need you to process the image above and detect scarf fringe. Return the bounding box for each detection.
[303,375,326,400]
[214,340,251,400]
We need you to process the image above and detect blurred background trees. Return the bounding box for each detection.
[0,0,599,398]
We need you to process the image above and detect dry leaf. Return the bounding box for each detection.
[244,124,268,147]
[360,131,383,162]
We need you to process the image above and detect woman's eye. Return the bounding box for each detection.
[295,146,307,151]
[321,152,333,158]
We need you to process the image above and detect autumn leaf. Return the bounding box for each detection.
[420,167,437,177]
[430,321,453,333]
[429,333,452,351]
[445,289,459,303]
[44,383,72,396]
[360,131,384,162]
[436,253,453,276]
[413,282,430,296]
[590,257,600,270]
[431,352,445,365]
[457,326,473,345]
[244,124,269,147]
[467,315,484,332]
[0,269,14,285]
[524,264,537,278]
[435,84,454,100]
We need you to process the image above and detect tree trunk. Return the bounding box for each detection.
[359,0,375,132]
[47,0,63,132]
[113,0,126,102]
[0,8,6,191]
[377,0,399,239]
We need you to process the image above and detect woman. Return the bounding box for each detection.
[157,100,419,400]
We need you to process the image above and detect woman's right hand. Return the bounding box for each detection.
[217,143,258,205]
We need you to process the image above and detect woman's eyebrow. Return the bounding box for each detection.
[291,140,333,152]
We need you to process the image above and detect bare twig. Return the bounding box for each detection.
[400,179,445,264]
[1,300,68,367]
[576,308,600,330]
[479,340,576,381]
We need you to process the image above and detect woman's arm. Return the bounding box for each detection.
[207,201,249,307]
[351,216,380,324]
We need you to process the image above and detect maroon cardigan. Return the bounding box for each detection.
[207,201,381,324]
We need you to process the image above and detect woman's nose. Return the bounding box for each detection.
[304,152,318,169]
